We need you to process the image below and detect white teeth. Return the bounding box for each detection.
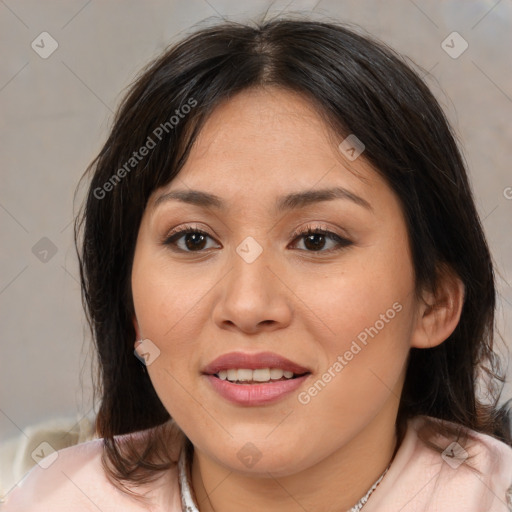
[252,368,270,382]
[237,369,253,381]
[216,368,297,383]
[269,368,284,379]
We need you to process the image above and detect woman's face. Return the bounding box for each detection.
[131,86,421,476]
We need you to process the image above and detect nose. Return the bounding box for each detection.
[211,237,293,335]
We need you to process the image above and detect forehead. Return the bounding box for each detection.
[148,86,397,217]
[188,86,340,163]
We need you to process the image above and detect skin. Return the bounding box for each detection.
[131,86,464,512]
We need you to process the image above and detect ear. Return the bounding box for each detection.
[410,264,465,349]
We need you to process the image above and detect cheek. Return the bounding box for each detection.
[131,249,210,406]
[305,243,413,353]
[296,299,412,442]
[132,265,206,425]
[132,247,216,345]
[297,241,414,409]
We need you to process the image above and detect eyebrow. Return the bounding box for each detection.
[153,186,373,213]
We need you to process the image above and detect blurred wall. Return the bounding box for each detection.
[1,0,511,442]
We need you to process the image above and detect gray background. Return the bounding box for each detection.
[1,0,511,442]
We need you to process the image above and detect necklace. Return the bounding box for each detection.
[346,464,389,512]
[178,446,391,512]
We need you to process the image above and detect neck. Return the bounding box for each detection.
[190,406,399,512]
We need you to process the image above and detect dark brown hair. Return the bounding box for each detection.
[74,13,511,491]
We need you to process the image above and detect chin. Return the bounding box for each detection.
[202,435,318,477]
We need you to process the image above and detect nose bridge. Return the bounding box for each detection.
[235,234,266,266]
[212,232,292,331]
[229,233,275,298]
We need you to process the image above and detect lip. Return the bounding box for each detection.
[202,351,311,406]
[205,373,310,406]
[202,351,311,375]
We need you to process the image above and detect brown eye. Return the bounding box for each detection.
[163,226,219,252]
[289,226,353,253]
[162,224,352,254]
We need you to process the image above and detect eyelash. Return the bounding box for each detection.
[162,223,353,255]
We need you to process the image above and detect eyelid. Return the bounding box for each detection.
[290,222,338,240]
[164,223,210,239]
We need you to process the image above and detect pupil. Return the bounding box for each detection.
[186,233,206,251]
[305,233,325,251]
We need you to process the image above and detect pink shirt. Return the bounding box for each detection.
[3,415,512,511]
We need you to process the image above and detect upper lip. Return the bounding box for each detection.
[202,351,311,375]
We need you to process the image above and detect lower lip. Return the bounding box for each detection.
[204,374,310,406]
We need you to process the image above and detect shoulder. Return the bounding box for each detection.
[414,415,512,479]
[1,425,184,512]
[458,421,512,509]
[2,438,117,511]
[366,415,512,511]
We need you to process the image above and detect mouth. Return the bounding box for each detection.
[214,367,308,384]
[202,352,311,405]
[202,351,311,378]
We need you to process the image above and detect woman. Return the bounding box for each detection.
[4,15,512,512]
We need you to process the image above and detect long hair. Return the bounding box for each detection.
[74,13,511,490]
